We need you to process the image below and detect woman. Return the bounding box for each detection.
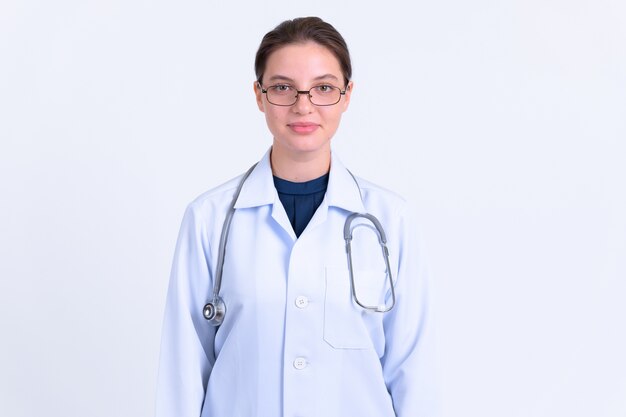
[156,17,438,417]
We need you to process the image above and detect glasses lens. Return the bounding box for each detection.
[309,86,341,106]
[267,85,297,106]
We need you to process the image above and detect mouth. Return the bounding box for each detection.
[287,122,319,134]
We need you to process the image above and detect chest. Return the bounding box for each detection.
[216,205,393,313]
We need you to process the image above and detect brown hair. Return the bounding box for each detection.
[254,17,352,86]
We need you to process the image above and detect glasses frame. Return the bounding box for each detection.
[259,82,347,107]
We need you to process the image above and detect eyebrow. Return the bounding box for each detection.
[267,74,340,83]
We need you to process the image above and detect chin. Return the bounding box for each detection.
[291,140,330,154]
[276,134,330,154]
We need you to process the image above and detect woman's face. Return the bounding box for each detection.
[254,41,353,160]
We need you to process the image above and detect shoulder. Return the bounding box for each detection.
[354,175,409,216]
[330,151,408,215]
[351,174,424,249]
[183,174,244,223]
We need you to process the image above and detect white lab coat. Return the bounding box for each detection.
[156,148,439,417]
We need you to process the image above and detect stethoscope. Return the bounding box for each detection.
[202,164,396,326]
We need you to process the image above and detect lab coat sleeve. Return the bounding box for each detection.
[156,203,216,417]
[382,204,441,417]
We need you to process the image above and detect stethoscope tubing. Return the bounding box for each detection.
[212,163,257,300]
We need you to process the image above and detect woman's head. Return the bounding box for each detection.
[253,18,354,167]
[254,17,352,86]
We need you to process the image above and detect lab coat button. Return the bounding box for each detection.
[295,296,309,308]
[293,357,307,370]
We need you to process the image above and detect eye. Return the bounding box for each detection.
[270,84,294,94]
[313,84,336,94]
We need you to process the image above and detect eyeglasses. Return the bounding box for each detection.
[260,83,347,106]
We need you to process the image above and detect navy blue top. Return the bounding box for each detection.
[273,173,329,237]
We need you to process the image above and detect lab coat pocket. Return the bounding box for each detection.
[323,267,385,349]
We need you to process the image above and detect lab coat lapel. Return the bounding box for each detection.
[304,152,366,233]
[325,152,366,214]
[233,148,296,240]
[233,149,274,209]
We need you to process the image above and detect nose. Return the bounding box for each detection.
[292,90,313,114]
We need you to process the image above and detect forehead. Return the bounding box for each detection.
[264,42,343,82]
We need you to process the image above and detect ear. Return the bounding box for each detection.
[253,81,265,113]
[341,81,354,112]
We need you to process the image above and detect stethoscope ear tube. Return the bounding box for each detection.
[344,212,396,313]
[343,213,387,243]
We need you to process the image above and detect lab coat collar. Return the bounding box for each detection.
[326,152,366,213]
[233,147,366,214]
[233,148,275,209]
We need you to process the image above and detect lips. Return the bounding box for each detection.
[288,122,319,134]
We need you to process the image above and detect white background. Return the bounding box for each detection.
[1,1,624,416]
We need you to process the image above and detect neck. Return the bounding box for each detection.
[270,145,331,182]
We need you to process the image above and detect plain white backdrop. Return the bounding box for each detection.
[1,1,624,416]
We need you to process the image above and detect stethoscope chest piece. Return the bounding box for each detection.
[203,296,226,326]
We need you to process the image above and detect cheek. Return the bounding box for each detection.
[266,109,281,123]
[264,109,286,132]
[323,109,344,128]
